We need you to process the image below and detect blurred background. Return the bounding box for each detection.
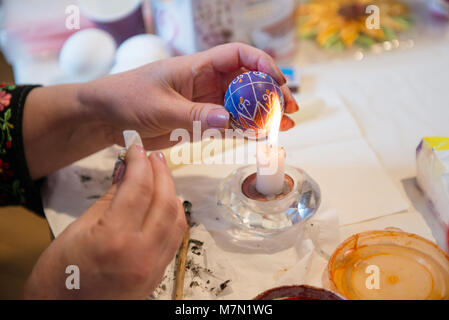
[0,0,448,299]
[1,0,448,85]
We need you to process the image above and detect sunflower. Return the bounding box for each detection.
[297,0,413,49]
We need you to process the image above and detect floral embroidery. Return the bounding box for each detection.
[0,83,15,112]
[0,90,12,111]
[0,83,17,91]
[0,107,13,154]
[0,83,43,214]
[0,158,13,180]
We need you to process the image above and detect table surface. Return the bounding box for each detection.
[300,40,449,249]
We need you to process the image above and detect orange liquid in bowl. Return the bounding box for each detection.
[327,230,449,300]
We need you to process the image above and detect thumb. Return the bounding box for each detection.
[181,101,230,131]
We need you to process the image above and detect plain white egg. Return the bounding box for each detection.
[59,28,116,80]
[110,34,170,74]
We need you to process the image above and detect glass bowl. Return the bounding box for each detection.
[325,229,449,300]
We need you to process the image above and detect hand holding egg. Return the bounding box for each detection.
[78,43,298,150]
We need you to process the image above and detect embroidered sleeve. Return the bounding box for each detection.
[0,83,44,215]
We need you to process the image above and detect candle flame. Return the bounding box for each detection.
[267,94,282,146]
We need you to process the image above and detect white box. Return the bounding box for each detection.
[416,137,449,230]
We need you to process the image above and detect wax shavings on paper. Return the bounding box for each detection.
[148,229,235,300]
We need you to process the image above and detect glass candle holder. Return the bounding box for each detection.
[216,164,321,236]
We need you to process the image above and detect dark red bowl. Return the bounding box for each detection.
[254,285,344,300]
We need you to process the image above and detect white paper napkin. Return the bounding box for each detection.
[287,138,410,225]
[150,162,340,299]
[319,42,449,185]
[281,87,362,150]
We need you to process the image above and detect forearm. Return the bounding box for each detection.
[23,84,113,179]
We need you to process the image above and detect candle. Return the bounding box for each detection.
[255,95,286,196]
[256,145,285,196]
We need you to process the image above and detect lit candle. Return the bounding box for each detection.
[255,95,286,196]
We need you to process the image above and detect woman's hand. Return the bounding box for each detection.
[80,42,299,150]
[24,43,298,179]
[23,146,186,299]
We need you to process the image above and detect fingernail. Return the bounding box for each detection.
[133,144,146,154]
[112,160,126,184]
[207,108,229,128]
[155,151,166,163]
[281,73,287,84]
[280,116,295,131]
[294,101,300,112]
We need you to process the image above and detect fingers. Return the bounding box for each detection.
[175,99,230,131]
[280,84,299,114]
[221,67,249,92]
[280,115,295,131]
[106,145,154,229]
[192,103,229,130]
[143,152,186,235]
[174,85,296,133]
[207,43,286,86]
[140,153,186,268]
[153,199,187,269]
[279,84,297,131]
[141,133,186,150]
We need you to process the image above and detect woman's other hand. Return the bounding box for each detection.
[23,146,186,299]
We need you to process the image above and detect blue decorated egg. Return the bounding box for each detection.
[224,71,284,137]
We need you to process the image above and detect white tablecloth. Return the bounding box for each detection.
[309,41,449,249]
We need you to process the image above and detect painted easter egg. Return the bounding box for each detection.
[224,71,284,137]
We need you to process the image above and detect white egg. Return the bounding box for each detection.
[59,28,116,80]
[110,34,170,74]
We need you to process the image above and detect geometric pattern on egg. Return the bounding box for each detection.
[224,71,284,135]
